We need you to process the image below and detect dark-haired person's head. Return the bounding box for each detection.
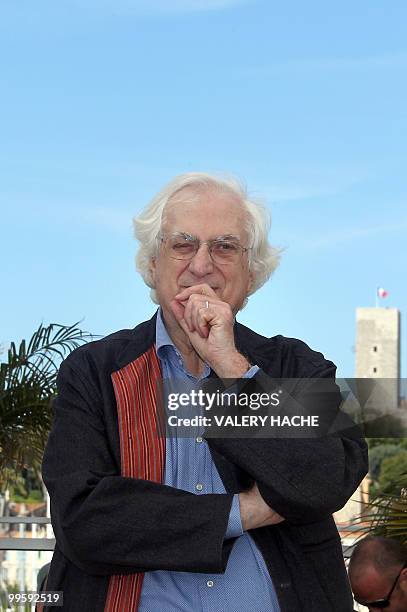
[349,536,407,612]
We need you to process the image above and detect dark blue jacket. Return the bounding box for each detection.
[42,314,368,611]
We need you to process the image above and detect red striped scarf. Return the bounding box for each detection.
[104,345,165,611]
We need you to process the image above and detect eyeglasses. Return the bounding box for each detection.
[158,232,252,265]
[355,561,407,609]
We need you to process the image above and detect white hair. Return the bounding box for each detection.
[133,172,281,305]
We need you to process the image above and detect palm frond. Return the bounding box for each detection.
[359,475,407,545]
[0,322,94,491]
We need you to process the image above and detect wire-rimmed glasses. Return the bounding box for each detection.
[158,232,251,265]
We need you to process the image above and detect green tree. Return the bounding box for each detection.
[368,443,401,481]
[0,322,92,493]
[379,451,407,494]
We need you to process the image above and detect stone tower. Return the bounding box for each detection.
[355,307,400,379]
[355,307,400,411]
[334,306,401,525]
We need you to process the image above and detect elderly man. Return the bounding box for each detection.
[349,536,407,612]
[42,173,367,611]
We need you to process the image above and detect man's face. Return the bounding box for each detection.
[150,189,253,322]
[351,565,407,612]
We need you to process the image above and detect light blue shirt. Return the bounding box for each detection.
[139,310,280,612]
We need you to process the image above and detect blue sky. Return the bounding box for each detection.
[1,0,406,377]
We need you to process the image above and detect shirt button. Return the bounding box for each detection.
[206,580,214,588]
[196,436,203,443]
[195,483,203,491]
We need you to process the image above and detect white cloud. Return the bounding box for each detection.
[266,183,345,203]
[285,52,407,72]
[293,219,407,251]
[260,167,369,204]
[71,0,251,15]
[78,207,134,233]
[151,0,249,11]
[242,52,407,78]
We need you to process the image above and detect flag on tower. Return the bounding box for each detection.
[377,287,388,298]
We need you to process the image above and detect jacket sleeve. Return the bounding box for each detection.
[205,360,368,525]
[42,353,235,576]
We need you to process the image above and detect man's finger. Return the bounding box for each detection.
[175,284,217,301]
[170,299,186,323]
[197,306,211,338]
[182,294,212,335]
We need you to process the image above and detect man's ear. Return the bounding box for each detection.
[399,568,407,592]
[247,269,255,295]
[149,257,157,286]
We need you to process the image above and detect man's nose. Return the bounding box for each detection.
[187,243,214,276]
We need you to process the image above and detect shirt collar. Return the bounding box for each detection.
[155,308,211,379]
[156,308,178,356]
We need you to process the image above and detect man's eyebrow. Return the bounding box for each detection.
[165,231,195,240]
[171,232,242,241]
[212,234,241,241]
